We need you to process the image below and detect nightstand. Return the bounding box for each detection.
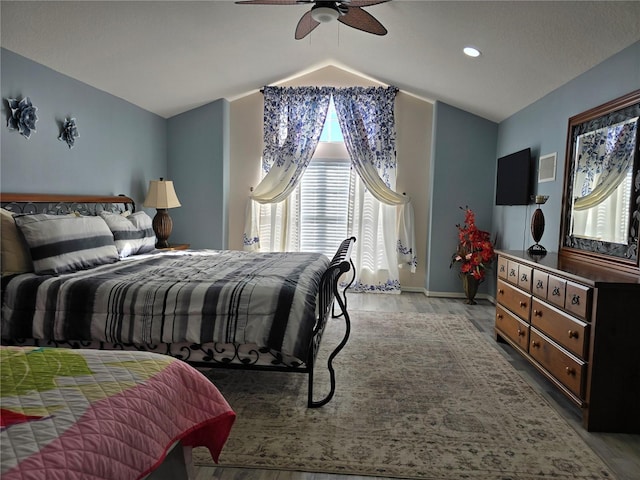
[157,243,190,251]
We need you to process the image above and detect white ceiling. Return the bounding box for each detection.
[2,1,639,122]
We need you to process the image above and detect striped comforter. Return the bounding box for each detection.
[1,249,330,362]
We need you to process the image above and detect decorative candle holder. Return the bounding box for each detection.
[528,195,549,255]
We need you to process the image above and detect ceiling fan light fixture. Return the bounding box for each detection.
[311,5,340,23]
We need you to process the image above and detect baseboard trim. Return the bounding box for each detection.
[400,286,426,293]
[422,290,496,305]
[397,287,496,305]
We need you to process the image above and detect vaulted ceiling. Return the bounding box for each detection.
[2,1,639,121]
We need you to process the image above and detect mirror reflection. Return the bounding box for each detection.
[570,117,638,244]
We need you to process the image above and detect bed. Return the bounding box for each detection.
[0,193,355,408]
[0,345,235,480]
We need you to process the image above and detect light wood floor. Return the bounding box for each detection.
[194,293,640,480]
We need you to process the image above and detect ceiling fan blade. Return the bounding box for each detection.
[235,1,301,5]
[295,10,321,39]
[342,0,391,7]
[338,6,387,35]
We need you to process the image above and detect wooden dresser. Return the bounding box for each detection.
[494,250,640,433]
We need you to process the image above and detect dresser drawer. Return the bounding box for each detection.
[506,260,520,285]
[529,328,586,398]
[547,274,567,309]
[565,282,592,320]
[531,298,589,358]
[532,270,548,299]
[495,304,530,352]
[517,265,532,292]
[497,256,508,280]
[497,279,531,321]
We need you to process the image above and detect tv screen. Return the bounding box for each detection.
[495,148,532,205]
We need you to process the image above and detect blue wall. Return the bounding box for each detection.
[494,41,640,255]
[1,48,229,251]
[1,48,166,207]
[167,99,230,249]
[426,102,498,296]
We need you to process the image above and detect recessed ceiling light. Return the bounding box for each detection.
[463,46,482,58]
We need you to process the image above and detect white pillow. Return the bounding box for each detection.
[1,208,33,276]
[100,211,156,257]
[14,214,119,275]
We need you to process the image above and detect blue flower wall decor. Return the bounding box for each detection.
[6,97,38,139]
[59,117,79,149]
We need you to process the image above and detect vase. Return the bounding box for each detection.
[461,274,479,305]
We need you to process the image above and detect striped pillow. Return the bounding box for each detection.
[14,214,119,274]
[1,208,33,276]
[99,211,156,257]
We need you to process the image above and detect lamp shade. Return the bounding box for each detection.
[143,178,181,209]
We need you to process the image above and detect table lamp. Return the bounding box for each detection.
[143,178,181,248]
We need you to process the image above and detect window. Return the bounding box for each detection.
[252,86,407,292]
[258,99,352,258]
[319,98,344,143]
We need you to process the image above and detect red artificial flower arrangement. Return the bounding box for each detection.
[450,207,495,282]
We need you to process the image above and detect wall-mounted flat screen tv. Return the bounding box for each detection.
[495,148,532,205]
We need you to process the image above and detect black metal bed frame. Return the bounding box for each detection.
[1,193,356,408]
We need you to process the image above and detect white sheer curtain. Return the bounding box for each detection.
[571,168,632,243]
[243,86,416,294]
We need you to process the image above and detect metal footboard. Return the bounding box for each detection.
[307,236,356,407]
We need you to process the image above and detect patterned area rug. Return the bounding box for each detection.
[194,311,613,479]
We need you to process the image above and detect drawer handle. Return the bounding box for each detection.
[500,265,505,272]
[498,289,504,295]
[565,367,576,376]
[568,330,578,339]
[520,273,528,282]
[552,287,561,296]
[533,309,542,317]
[509,269,516,277]
[531,340,540,348]
[536,280,544,289]
[496,313,503,320]
[571,294,580,305]
[517,328,525,337]
[519,301,527,308]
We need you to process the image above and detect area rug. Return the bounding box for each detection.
[193,311,614,480]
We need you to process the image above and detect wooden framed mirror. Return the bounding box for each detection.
[560,89,640,275]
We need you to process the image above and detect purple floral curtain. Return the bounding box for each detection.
[253,86,332,203]
[243,86,332,250]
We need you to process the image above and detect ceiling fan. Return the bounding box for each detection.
[235,0,391,40]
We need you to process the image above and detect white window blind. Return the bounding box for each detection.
[298,157,351,258]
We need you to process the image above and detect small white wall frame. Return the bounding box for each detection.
[538,153,557,183]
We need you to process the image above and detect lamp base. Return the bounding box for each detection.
[153,208,173,249]
[528,243,547,256]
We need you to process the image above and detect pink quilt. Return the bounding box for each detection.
[0,346,235,479]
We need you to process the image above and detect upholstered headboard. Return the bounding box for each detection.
[0,193,135,216]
